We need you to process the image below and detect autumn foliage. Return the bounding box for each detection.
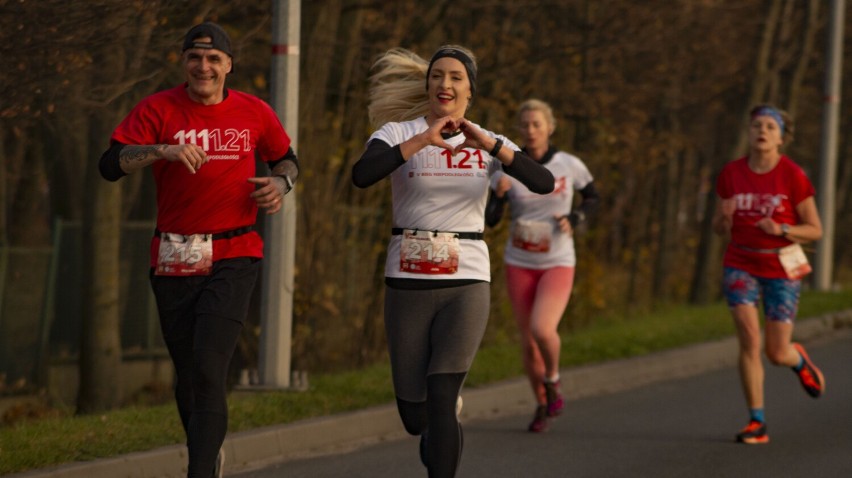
[1,1,850,406]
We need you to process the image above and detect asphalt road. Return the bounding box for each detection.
[233,332,852,478]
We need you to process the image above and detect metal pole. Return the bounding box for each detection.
[815,0,844,291]
[259,0,300,388]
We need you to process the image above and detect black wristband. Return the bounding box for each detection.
[567,211,585,228]
[489,138,504,157]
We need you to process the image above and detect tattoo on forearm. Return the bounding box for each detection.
[119,145,167,166]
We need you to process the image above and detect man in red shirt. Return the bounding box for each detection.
[99,22,298,477]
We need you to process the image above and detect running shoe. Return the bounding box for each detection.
[528,404,549,433]
[792,343,825,398]
[544,380,564,417]
[213,448,225,478]
[736,420,769,444]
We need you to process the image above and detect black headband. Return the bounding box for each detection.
[425,47,477,97]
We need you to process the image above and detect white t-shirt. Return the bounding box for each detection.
[493,150,593,269]
[369,117,520,281]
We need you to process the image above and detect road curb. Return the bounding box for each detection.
[9,309,852,477]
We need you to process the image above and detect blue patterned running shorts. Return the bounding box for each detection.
[722,266,801,323]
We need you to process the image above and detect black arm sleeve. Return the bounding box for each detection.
[99,143,127,182]
[501,150,555,194]
[484,189,507,228]
[566,181,600,228]
[352,139,406,188]
[267,147,299,172]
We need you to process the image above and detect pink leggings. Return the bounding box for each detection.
[505,264,575,404]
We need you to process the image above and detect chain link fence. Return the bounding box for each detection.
[0,220,162,397]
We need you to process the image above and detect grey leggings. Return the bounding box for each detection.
[385,282,489,477]
[384,282,490,402]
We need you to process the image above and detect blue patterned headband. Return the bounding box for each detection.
[752,107,785,135]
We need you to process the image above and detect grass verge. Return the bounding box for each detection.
[1,289,851,475]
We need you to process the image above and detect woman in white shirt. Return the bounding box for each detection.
[486,99,598,433]
[353,47,554,477]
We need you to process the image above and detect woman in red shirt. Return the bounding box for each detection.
[713,105,824,445]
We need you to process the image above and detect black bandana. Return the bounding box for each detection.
[425,47,477,97]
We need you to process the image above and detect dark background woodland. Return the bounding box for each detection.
[1,0,850,412]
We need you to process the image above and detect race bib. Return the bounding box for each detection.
[778,243,811,280]
[512,220,553,253]
[156,233,213,276]
[400,230,460,275]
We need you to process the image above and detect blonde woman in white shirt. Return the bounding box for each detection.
[486,99,599,433]
[353,47,554,477]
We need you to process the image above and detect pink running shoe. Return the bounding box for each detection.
[528,404,549,433]
[544,380,564,417]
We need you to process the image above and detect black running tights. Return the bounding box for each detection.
[165,315,242,478]
[151,258,258,478]
[397,372,466,478]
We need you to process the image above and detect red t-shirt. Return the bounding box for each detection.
[111,85,292,264]
[716,155,815,278]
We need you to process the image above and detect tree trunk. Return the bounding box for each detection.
[75,5,141,414]
[689,0,783,304]
[652,93,681,302]
[0,127,7,246]
[77,113,123,413]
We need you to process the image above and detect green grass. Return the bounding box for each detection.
[2,289,851,475]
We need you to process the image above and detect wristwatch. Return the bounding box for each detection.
[780,223,791,236]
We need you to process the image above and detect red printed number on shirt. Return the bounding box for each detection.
[441,149,486,169]
[173,128,250,152]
